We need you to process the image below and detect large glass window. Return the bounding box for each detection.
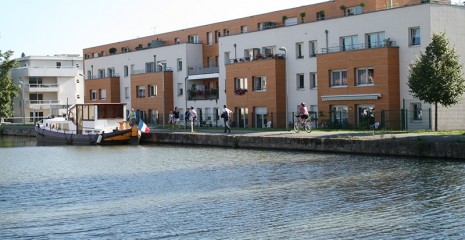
[332,105,348,125]
[366,32,385,48]
[341,35,359,51]
[331,70,348,87]
[253,76,266,91]
[356,68,374,85]
[98,69,105,78]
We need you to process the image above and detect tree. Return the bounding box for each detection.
[408,32,465,131]
[0,50,20,123]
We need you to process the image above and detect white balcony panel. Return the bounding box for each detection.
[28,67,76,77]
[28,84,60,93]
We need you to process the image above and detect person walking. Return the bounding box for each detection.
[172,107,180,130]
[222,105,233,133]
[189,107,197,132]
[184,108,191,129]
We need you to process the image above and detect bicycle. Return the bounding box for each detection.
[294,116,312,133]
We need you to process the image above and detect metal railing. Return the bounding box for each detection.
[320,40,397,54]
[187,64,219,75]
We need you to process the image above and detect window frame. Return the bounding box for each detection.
[253,76,266,92]
[235,77,248,90]
[331,70,348,87]
[148,85,157,97]
[137,86,146,98]
[310,72,317,89]
[410,27,421,46]
[356,68,375,86]
[297,73,305,90]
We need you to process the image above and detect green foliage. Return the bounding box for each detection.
[0,50,20,119]
[408,32,465,107]
[408,32,465,130]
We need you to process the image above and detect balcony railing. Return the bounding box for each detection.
[131,67,172,75]
[188,64,219,76]
[85,74,120,80]
[26,100,60,106]
[187,89,219,100]
[320,40,397,54]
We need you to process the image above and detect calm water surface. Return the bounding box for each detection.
[1,136,465,239]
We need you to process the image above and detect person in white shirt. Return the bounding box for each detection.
[189,107,197,123]
[222,105,233,133]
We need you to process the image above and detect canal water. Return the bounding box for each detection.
[1,136,465,239]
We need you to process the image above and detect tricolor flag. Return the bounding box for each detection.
[138,119,150,134]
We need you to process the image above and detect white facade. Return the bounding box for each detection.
[219,4,465,130]
[11,55,84,123]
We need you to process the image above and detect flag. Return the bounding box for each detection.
[138,120,150,134]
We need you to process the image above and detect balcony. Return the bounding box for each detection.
[28,83,59,93]
[320,40,397,54]
[26,66,77,77]
[187,88,219,101]
[25,99,60,108]
[86,73,120,80]
[188,64,219,76]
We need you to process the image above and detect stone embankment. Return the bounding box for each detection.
[2,125,465,160]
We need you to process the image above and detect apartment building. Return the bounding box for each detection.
[83,0,465,130]
[11,55,84,123]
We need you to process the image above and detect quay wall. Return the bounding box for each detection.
[142,132,465,160]
[2,126,464,160]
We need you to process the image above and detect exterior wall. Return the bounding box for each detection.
[131,71,174,125]
[11,55,83,123]
[82,2,465,130]
[85,77,120,103]
[225,59,286,128]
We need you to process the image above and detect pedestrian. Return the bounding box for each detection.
[184,108,191,129]
[222,105,233,133]
[189,107,198,131]
[173,107,180,130]
[128,108,136,126]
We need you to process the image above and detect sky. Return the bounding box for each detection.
[1,0,328,59]
[2,0,462,60]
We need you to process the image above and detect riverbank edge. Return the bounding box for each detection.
[3,125,465,160]
[142,132,465,160]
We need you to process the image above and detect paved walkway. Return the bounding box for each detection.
[151,127,465,143]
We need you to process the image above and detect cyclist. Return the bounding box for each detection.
[298,102,309,124]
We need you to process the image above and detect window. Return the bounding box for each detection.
[149,85,157,97]
[310,72,317,89]
[177,58,183,71]
[309,40,317,57]
[366,32,385,48]
[124,65,129,77]
[297,74,305,89]
[29,77,43,87]
[87,70,92,80]
[122,47,129,53]
[410,27,420,46]
[412,103,422,120]
[346,6,362,16]
[174,38,180,44]
[341,35,359,51]
[188,35,199,43]
[223,29,230,36]
[98,69,105,78]
[332,105,349,124]
[253,76,266,91]
[215,31,221,43]
[356,68,374,85]
[137,86,146,98]
[56,62,61,68]
[235,77,247,90]
[145,62,155,73]
[258,22,276,30]
[331,70,348,87]
[90,90,97,100]
[99,89,107,100]
[157,62,166,72]
[107,68,115,77]
[284,17,298,26]
[207,32,213,45]
[296,42,304,59]
[124,87,129,99]
[240,25,248,33]
[316,11,325,20]
[177,83,183,96]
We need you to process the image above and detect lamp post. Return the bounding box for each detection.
[19,81,25,124]
[158,63,165,128]
[278,47,289,130]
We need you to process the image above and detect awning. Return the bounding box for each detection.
[321,94,381,101]
[187,73,219,80]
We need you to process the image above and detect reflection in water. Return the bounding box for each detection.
[1,136,465,239]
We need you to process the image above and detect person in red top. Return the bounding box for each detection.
[298,102,309,124]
